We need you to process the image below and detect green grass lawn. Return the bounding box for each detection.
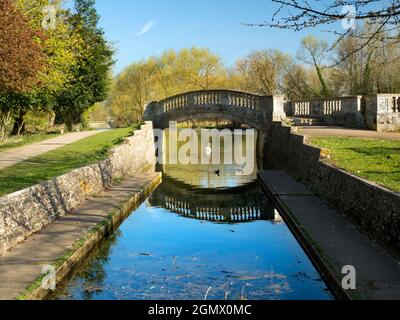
[0,127,136,196]
[309,136,400,193]
[0,132,61,153]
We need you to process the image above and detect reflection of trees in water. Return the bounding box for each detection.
[161,129,258,190]
[53,230,121,300]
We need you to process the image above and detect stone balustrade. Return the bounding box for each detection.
[287,96,364,126]
[160,90,263,113]
[289,96,363,116]
[144,90,286,131]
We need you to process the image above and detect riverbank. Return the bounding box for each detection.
[0,171,161,300]
[264,123,400,255]
[308,136,400,193]
[258,170,400,300]
[0,127,135,196]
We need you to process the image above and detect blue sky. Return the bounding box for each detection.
[67,0,339,74]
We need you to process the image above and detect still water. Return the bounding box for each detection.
[52,129,333,300]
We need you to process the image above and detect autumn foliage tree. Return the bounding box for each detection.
[0,0,113,138]
[0,0,46,140]
[0,0,46,93]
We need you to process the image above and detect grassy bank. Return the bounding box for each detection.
[0,133,61,153]
[0,127,136,196]
[309,136,400,193]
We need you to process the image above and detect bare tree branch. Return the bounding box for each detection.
[244,0,400,64]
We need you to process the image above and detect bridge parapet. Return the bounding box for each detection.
[287,96,363,117]
[285,94,400,131]
[161,90,263,112]
[286,96,365,127]
[144,90,285,130]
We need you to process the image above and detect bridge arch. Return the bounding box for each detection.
[144,90,286,166]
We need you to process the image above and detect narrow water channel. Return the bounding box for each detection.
[51,129,333,300]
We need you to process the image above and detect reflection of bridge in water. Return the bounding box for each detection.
[148,175,283,224]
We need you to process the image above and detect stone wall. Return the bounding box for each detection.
[366,94,400,132]
[264,123,400,253]
[0,122,156,256]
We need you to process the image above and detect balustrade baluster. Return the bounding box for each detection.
[393,97,398,113]
[397,97,400,113]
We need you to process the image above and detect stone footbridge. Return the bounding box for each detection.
[144,89,400,132]
[144,90,286,130]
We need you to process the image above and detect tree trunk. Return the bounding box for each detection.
[11,110,26,136]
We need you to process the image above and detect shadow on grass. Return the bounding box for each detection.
[345,147,400,157]
[363,171,400,175]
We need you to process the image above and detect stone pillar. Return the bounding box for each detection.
[353,96,366,127]
[187,92,196,106]
[271,95,286,122]
[260,95,287,123]
[284,100,293,116]
[366,94,400,132]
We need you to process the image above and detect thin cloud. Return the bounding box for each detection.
[134,21,156,37]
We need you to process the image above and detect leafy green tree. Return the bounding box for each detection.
[54,0,114,130]
[11,0,83,135]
